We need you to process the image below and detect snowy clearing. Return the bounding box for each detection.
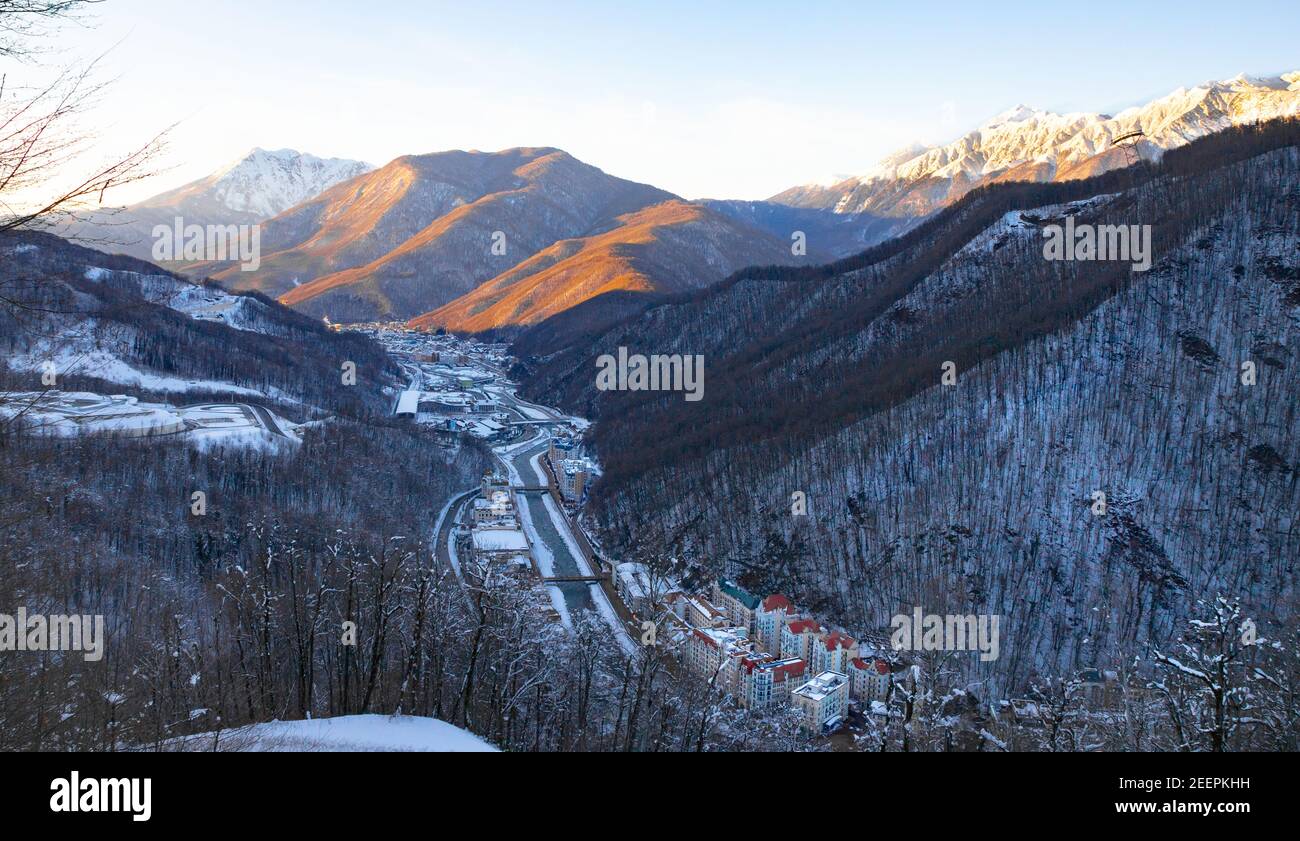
[172,715,497,752]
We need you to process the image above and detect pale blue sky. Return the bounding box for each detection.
[26,0,1300,202]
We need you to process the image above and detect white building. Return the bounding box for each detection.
[395,390,420,419]
[614,562,668,617]
[754,594,797,656]
[686,626,750,684]
[812,631,859,674]
[471,528,530,565]
[468,418,509,441]
[740,656,808,709]
[473,489,516,526]
[848,657,892,704]
[791,671,849,733]
[780,618,823,664]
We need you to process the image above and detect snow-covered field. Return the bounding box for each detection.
[0,391,300,451]
[0,392,187,436]
[170,715,497,752]
[5,339,291,401]
[165,284,261,331]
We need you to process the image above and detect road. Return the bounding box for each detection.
[434,488,478,579]
[397,344,634,651]
[246,403,287,437]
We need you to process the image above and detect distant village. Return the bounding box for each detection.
[652,576,907,734]
[640,572,1125,738]
[341,322,590,457]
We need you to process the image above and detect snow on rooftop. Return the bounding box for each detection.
[793,671,849,701]
[471,528,530,553]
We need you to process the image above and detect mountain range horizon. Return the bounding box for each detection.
[114,69,1300,207]
[68,69,1300,335]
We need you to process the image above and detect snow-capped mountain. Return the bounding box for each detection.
[206,147,827,328]
[137,147,375,219]
[772,71,1300,216]
[68,149,374,263]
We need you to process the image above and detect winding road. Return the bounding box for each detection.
[432,373,633,650]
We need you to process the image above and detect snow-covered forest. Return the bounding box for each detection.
[521,122,1300,725]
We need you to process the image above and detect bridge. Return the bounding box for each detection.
[542,575,607,584]
[514,486,550,493]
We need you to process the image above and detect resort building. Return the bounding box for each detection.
[712,579,760,635]
[780,618,823,664]
[792,671,849,733]
[849,658,892,704]
[755,594,798,656]
[686,626,750,683]
[473,489,516,526]
[471,527,530,565]
[558,458,592,502]
[614,562,664,617]
[812,631,859,674]
[741,656,809,709]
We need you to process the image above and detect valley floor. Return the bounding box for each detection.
[368,329,638,655]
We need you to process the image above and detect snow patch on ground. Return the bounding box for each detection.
[6,341,289,401]
[177,714,497,752]
[951,194,1118,261]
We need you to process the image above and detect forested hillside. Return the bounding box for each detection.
[519,120,1300,694]
[0,233,496,750]
[0,231,400,417]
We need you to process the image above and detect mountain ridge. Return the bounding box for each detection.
[771,71,1300,216]
[65,148,374,263]
[224,147,679,321]
[515,118,1300,691]
[406,199,812,333]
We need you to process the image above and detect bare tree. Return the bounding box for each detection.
[1,2,167,237]
[1150,596,1250,752]
[0,1,99,61]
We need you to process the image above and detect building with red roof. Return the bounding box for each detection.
[686,625,752,689]
[849,657,893,703]
[740,656,808,708]
[813,630,860,674]
[780,618,824,663]
[754,593,799,656]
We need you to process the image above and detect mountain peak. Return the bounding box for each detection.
[200,149,374,217]
[244,147,307,160]
[980,104,1048,130]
